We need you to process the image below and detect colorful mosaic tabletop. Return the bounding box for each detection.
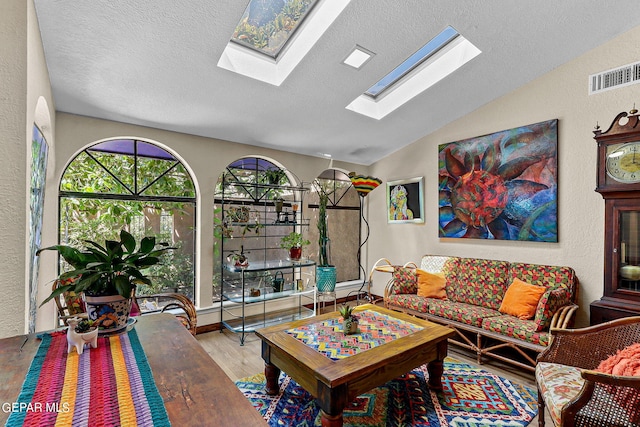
[5,328,170,427]
[286,309,423,360]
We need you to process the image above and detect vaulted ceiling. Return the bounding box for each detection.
[34,0,640,165]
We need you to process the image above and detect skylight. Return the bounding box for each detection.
[365,26,459,98]
[230,0,318,59]
[218,0,351,86]
[346,26,481,120]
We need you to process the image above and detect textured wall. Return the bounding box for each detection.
[368,25,640,327]
[0,1,28,338]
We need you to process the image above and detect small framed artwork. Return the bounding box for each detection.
[387,177,424,223]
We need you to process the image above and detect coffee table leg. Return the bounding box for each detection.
[264,363,281,395]
[320,410,343,427]
[426,359,445,390]
[427,340,448,390]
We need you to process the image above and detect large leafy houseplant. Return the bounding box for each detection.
[39,229,173,306]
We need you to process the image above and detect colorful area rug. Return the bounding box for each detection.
[236,358,537,427]
[6,329,170,427]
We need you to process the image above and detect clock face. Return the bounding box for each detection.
[606,142,640,183]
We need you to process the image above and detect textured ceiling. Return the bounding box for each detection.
[34,0,640,165]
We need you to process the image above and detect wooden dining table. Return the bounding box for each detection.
[0,313,266,426]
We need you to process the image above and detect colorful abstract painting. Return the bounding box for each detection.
[438,119,558,241]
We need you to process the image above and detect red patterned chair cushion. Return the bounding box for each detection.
[428,300,501,328]
[445,257,510,311]
[482,315,551,346]
[390,266,417,295]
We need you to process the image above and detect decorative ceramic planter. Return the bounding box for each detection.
[316,266,337,293]
[84,294,132,334]
[289,246,302,260]
[343,319,359,335]
[66,318,98,354]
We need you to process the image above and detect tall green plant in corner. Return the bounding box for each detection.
[316,192,337,292]
[318,193,331,267]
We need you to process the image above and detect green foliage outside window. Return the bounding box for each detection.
[58,140,196,301]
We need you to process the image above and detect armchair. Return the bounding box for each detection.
[536,316,640,426]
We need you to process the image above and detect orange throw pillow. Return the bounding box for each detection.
[416,270,447,299]
[499,278,546,320]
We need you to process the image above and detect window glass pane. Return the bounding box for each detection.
[59,139,197,303]
[61,151,131,194]
[231,0,318,59]
[308,170,360,282]
[620,211,640,292]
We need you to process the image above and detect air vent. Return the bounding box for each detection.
[589,61,640,94]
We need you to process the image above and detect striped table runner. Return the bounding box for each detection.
[6,328,170,427]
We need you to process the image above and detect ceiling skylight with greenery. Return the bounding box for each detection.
[231,0,318,59]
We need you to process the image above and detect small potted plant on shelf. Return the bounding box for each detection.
[264,168,287,185]
[38,229,173,334]
[227,245,249,268]
[339,304,358,335]
[279,232,310,260]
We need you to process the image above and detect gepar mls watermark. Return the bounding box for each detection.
[2,402,70,413]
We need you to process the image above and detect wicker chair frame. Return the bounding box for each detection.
[537,316,640,426]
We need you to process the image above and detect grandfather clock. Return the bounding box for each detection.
[591,107,640,325]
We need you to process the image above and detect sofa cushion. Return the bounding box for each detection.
[535,362,584,426]
[428,300,501,328]
[419,255,451,273]
[508,262,577,296]
[416,270,447,299]
[481,315,551,346]
[445,257,510,311]
[499,278,546,320]
[391,267,417,295]
[386,294,429,313]
[533,288,572,332]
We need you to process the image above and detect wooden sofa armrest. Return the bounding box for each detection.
[562,370,640,426]
[549,303,578,329]
[538,316,640,368]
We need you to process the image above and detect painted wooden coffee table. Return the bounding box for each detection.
[255,304,455,427]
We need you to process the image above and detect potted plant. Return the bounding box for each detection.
[227,246,249,267]
[264,168,286,185]
[316,192,337,292]
[66,317,98,354]
[339,304,358,335]
[38,229,173,333]
[279,232,310,260]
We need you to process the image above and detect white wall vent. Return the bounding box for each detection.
[589,61,640,94]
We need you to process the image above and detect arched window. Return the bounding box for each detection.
[213,157,297,302]
[59,139,196,301]
[308,169,360,283]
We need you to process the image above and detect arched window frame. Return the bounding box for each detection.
[58,138,197,301]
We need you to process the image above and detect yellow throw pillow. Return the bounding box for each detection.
[499,278,547,320]
[416,270,447,299]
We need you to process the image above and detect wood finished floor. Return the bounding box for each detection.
[196,305,551,426]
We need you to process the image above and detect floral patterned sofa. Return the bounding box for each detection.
[384,255,579,371]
